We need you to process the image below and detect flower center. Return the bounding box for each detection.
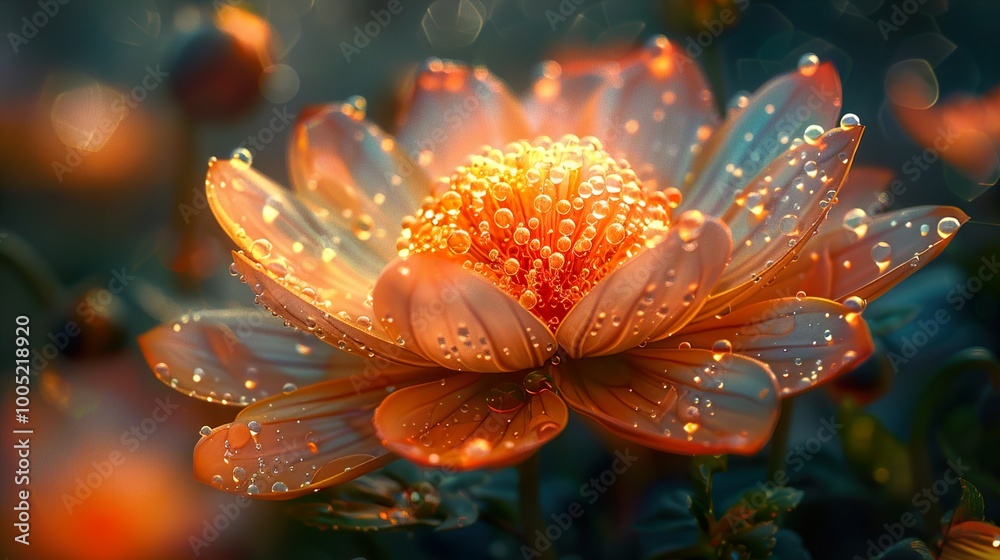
[397,134,680,329]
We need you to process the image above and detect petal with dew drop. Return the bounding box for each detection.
[288,101,431,261]
[194,367,447,499]
[231,251,434,368]
[553,349,780,455]
[374,372,567,469]
[577,36,720,193]
[820,166,894,233]
[669,297,874,397]
[697,125,864,319]
[372,253,557,373]
[557,214,731,358]
[139,308,377,406]
[818,206,970,303]
[207,157,380,319]
[683,60,842,214]
[396,59,531,179]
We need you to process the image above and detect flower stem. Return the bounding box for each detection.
[767,399,795,481]
[518,453,554,560]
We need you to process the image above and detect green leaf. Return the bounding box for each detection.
[717,486,805,533]
[635,490,702,559]
[947,479,986,530]
[719,521,779,559]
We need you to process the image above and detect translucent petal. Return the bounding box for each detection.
[553,349,780,455]
[288,102,430,260]
[374,373,567,469]
[396,60,531,179]
[684,61,842,213]
[557,216,731,358]
[231,251,433,368]
[371,253,557,372]
[139,308,370,406]
[207,158,381,318]
[193,368,445,499]
[670,297,874,396]
[576,36,720,192]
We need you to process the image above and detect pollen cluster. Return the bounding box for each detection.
[397,134,679,328]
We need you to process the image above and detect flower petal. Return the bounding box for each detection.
[553,349,779,455]
[371,253,557,372]
[138,308,371,406]
[207,158,379,318]
[815,205,970,302]
[557,215,731,358]
[576,36,720,191]
[821,166,894,233]
[739,247,833,305]
[669,297,875,397]
[940,521,1000,560]
[522,59,616,139]
[373,373,567,469]
[698,125,864,318]
[231,251,434,368]
[288,101,430,260]
[194,368,445,499]
[684,60,842,213]
[396,60,531,179]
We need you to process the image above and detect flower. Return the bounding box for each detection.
[140,38,968,499]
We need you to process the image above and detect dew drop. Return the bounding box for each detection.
[843,208,868,238]
[779,214,798,236]
[798,53,820,76]
[803,124,825,145]
[230,147,253,169]
[447,230,473,254]
[199,426,213,437]
[840,113,861,129]
[936,216,960,238]
[283,382,297,394]
[871,241,891,270]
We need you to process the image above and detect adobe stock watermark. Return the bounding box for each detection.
[877,0,930,41]
[53,65,169,182]
[682,0,750,59]
[853,458,970,559]
[178,105,293,224]
[61,396,181,513]
[721,415,842,532]
[545,0,587,30]
[340,0,410,63]
[29,267,136,373]
[521,449,639,559]
[7,0,71,53]
[864,125,962,216]
[887,253,1000,371]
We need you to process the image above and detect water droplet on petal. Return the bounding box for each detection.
[798,53,820,76]
[937,216,960,238]
[283,382,297,394]
[803,124,825,145]
[840,113,861,129]
[230,147,253,169]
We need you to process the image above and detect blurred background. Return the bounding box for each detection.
[2,0,999,558]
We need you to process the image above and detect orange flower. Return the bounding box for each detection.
[140,38,968,499]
